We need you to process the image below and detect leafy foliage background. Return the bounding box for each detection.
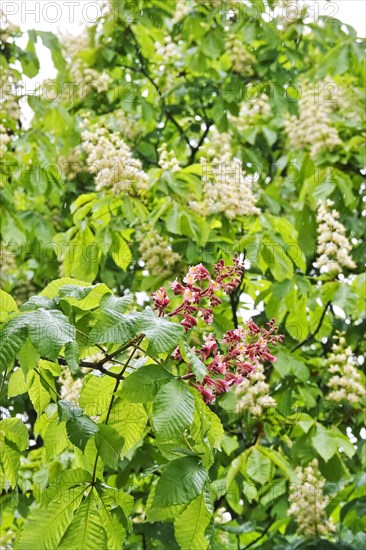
[0,1,365,548]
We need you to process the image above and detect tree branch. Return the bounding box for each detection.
[291,301,331,352]
[242,519,274,549]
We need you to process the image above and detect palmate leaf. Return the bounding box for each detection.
[90,308,183,355]
[153,457,208,507]
[94,424,124,468]
[108,398,148,456]
[89,309,139,345]
[152,380,195,441]
[1,308,75,368]
[137,311,184,355]
[97,498,127,550]
[120,365,173,403]
[0,418,29,490]
[18,469,91,550]
[58,492,107,550]
[174,494,212,550]
[99,293,134,314]
[26,308,75,360]
[96,485,134,548]
[0,316,27,372]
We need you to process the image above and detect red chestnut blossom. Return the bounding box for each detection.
[156,254,244,330]
[151,287,170,313]
[151,257,283,404]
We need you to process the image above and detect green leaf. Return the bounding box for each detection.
[64,341,80,374]
[246,447,272,485]
[96,487,131,549]
[180,341,206,382]
[59,405,100,451]
[26,308,75,360]
[27,370,51,416]
[95,425,124,468]
[41,278,92,299]
[0,317,27,372]
[174,494,212,550]
[138,311,185,355]
[152,380,195,440]
[18,469,91,550]
[58,284,111,310]
[258,447,298,482]
[311,424,339,462]
[0,289,18,322]
[66,416,99,451]
[44,420,69,459]
[297,414,316,434]
[120,365,173,402]
[59,492,107,549]
[108,398,148,456]
[153,457,208,507]
[89,310,139,345]
[8,368,27,397]
[79,374,116,416]
[21,37,40,77]
[36,31,66,71]
[99,293,133,314]
[63,227,101,282]
[111,233,132,271]
[0,417,28,451]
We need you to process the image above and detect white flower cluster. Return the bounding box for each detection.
[202,126,232,160]
[158,143,180,172]
[226,35,255,75]
[0,67,20,123]
[0,9,20,43]
[314,199,356,275]
[155,36,180,63]
[61,32,111,98]
[277,1,309,29]
[61,32,88,58]
[234,363,276,416]
[284,81,342,157]
[0,124,10,156]
[137,226,181,277]
[230,95,271,134]
[172,1,190,23]
[326,334,365,405]
[69,59,112,98]
[288,458,335,537]
[81,122,149,194]
[59,366,83,404]
[191,153,260,220]
[102,109,141,141]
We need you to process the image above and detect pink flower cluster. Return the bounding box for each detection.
[151,257,283,403]
[152,255,243,326]
[186,320,282,403]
